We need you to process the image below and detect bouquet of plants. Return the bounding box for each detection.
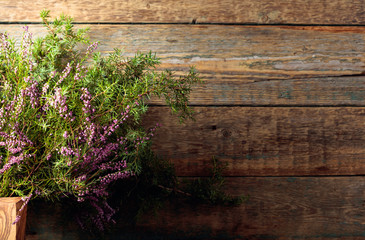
[0,10,200,230]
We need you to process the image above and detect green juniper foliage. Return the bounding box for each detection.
[0,10,200,230]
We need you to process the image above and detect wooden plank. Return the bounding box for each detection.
[1,25,364,81]
[24,177,365,239]
[0,197,26,240]
[2,26,365,106]
[25,200,83,240]
[148,76,365,106]
[135,177,365,239]
[143,107,365,176]
[81,25,365,80]
[2,25,365,106]
[0,0,364,25]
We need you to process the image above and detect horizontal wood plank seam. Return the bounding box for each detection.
[178,174,365,178]
[148,104,365,107]
[1,22,365,27]
[248,74,365,82]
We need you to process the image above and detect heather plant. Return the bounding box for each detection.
[0,10,200,230]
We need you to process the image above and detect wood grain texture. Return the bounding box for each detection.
[1,25,364,87]
[136,177,365,239]
[25,200,82,240]
[143,107,365,176]
[0,1,364,239]
[24,177,365,239]
[1,25,365,106]
[0,197,26,240]
[0,0,364,25]
[76,25,365,80]
[148,76,365,106]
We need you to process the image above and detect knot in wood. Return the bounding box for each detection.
[221,129,232,138]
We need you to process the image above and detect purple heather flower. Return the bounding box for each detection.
[57,63,72,86]
[48,87,74,120]
[59,146,75,156]
[12,215,21,225]
[86,41,98,55]
[12,193,32,225]
[23,76,40,109]
[50,71,57,78]
[63,131,68,139]
[35,189,42,195]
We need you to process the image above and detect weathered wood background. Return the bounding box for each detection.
[0,0,364,239]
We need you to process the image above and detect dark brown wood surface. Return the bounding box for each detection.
[136,177,365,239]
[0,0,364,25]
[0,0,363,239]
[148,76,365,106]
[23,177,365,239]
[143,107,365,176]
[1,25,364,81]
[1,25,364,107]
[86,25,365,81]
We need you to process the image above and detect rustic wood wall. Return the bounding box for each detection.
[1,0,364,239]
